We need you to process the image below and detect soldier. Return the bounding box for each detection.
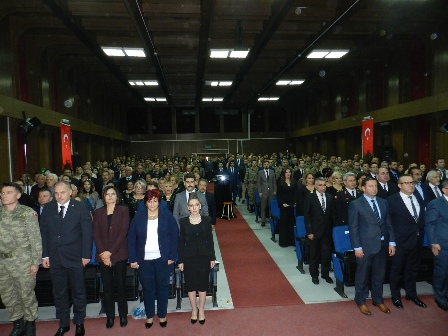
[0,182,42,336]
[245,160,259,213]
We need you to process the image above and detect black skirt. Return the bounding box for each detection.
[183,255,211,292]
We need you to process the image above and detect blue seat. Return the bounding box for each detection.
[269,200,280,242]
[293,216,307,274]
[332,225,355,298]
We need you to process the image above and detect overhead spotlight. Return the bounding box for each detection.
[20,116,41,135]
[430,33,438,40]
[319,70,326,78]
[295,7,302,15]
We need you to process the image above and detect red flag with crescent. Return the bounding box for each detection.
[60,123,73,170]
[362,119,374,157]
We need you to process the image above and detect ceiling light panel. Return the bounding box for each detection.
[210,49,230,58]
[229,50,249,58]
[307,50,330,58]
[123,48,146,57]
[102,47,125,57]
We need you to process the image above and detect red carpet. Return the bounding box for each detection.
[215,207,303,308]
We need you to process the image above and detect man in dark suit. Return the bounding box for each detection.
[332,172,362,226]
[293,159,306,181]
[198,179,217,230]
[227,161,239,205]
[425,179,448,311]
[304,177,333,285]
[388,160,400,184]
[376,167,399,199]
[257,160,277,227]
[425,169,442,202]
[409,167,430,206]
[40,181,93,336]
[387,175,426,309]
[434,158,447,181]
[118,166,135,192]
[348,177,396,316]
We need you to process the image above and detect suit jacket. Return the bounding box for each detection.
[118,176,135,192]
[172,190,209,226]
[178,216,215,263]
[425,183,441,203]
[257,169,277,196]
[40,199,93,267]
[389,170,400,184]
[293,169,305,182]
[426,196,448,250]
[93,204,130,263]
[227,167,240,186]
[204,192,217,225]
[127,208,179,265]
[376,181,399,199]
[332,188,362,226]
[348,196,395,255]
[387,193,424,249]
[304,192,333,239]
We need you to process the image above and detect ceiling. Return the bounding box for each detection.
[2,0,446,110]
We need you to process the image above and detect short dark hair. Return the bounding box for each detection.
[361,177,377,187]
[1,182,22,194]
[184,173,195,181]
[441,180,448,189]
[102,186,120,204]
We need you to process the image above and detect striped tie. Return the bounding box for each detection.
[371,200,380,223]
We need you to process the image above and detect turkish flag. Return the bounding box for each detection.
[60,123,73,170]
[362,119,374,157]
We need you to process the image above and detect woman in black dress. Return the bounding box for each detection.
[296,171,315,216]
[276,168,298,247]
[178,193,215,325]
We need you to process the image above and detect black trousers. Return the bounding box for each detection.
[389,244,421,299]
[99,259,128,319]
[308,233,331,278]
[50,264,86,327]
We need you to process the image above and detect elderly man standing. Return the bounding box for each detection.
[425,179,448,311]
[0,182,42,336]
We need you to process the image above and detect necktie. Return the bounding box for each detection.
[231,168,234,173]
[59,205,65,218]
[434,186,441,198]
[321,194,326,213]
[383,183,388,192]
[371,199,381,223]
[409,196,418,222]
[352,190,355,198]
[265,169,269,178]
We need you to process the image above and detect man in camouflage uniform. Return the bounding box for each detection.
[0,182,42,336]
[275,158,290,181]
[245,160,259,213]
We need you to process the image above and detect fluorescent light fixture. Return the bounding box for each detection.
[144,98,155,101]
[144,97,166,102]
[290,80,305,85]
[129,82,136,86]
[135,81,145,86]
[307,49,349,59]
[219,81,232,86]
[102,47,146,57]
[276,80,291,85]
[102,47,125,57]
[210,49,230,58]
[307,50,330,58]
[325,50,349,58]
[258,97,279,101]
[276,80,305,86]
[144,81,158,86]
[202,98,223,102]
[229,50,249,58]
[213,98,223,102]
[155,98,166,102]
[202,98,213,101]
[211,81,219,86]
[123,48,146,57]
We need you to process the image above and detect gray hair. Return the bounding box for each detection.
[134,178,147,191]
[314,177,326,185]
[426,169,440,181]
[343,172,356,181]
[46,173,58,180]
[54,181,71,190]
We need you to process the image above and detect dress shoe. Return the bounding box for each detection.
[75,324,85,336]
[312,277,319,285]
[198,310,205,325]
[191,308,198,324]
[405,296,427,308]
[119,317,128,327]
[373,303,391,314]
[357,304,371,315]
[10,318,25,336]
[159,320,167,328]
[321,275,333,284]
[435,300,448,311]
[54,326,70,336]
[391,297,403,309]
[145,320,153,329]
[25,320,36,336]
[105,318,114,329]
[261,222,266,227]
